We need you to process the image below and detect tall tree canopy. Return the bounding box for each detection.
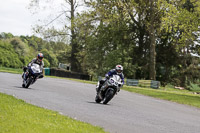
[19,0,200,87]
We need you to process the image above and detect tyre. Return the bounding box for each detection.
[25,78,32,88]
[95,95,101,103]
[103,89,114,104]
[22,84,25,88]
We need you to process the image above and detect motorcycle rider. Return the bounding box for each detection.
[97,65,125,99]
[22,53,44,81]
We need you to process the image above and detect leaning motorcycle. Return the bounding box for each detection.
[22,63,43,88]
[95,75,122,104]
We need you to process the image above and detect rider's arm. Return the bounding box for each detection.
[121,78,125,85]
[28,59,36,67]
[107,69,115,76]
[105,69,114,79]
[40,61,44,74]
[105,74,109,79]
[40,61,44,70]
[120,74,125,85]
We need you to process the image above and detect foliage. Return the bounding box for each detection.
[43,58,50,67]
[78,0,200,88]
[0,40,23,68]
[10,37,29,56]
[188,82,200,92]
[0,32,69,69]
[41,49,58,67]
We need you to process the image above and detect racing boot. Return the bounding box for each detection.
[98,89,103,100]
[96,81,102,92]
[22,73,24,79]
[98,83,107,100]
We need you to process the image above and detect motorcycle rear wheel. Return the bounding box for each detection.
[95,95,101,103]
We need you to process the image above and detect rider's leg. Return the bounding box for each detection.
[96,79,105,92]
[98,80,107,99]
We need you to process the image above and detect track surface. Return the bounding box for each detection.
[0,72,200,133]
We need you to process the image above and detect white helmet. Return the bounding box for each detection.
[115,65,123,74]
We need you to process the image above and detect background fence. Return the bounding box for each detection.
[44,69,160,88]
[98,76,160,89]
[44,68,90,80]
[126,79,160,89]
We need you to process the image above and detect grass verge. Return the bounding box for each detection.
[0,93,107,133]
[0,67,22,74]
[123,86,200,108]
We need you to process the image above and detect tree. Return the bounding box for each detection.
[157,0,200,87]
[0,40,23,68]
[29,0,85,72]
[41,49,58,67]
[148,0,157,80]
[69,0,80,72]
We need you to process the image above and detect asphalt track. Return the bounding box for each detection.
[0,72,200,133]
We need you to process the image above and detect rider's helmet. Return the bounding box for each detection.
[115,65,123,75]
[37,53,44,62]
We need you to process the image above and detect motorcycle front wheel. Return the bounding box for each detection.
[24,77,32,88]
[103,89,114,104]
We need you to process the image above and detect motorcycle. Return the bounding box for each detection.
[95,75,122,104]
[22,63,43,88]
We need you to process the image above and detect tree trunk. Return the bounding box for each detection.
[149,0,156,80]
[70,0,79,72]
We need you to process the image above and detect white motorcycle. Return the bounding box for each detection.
[95,75,122,104]
[22,63,43,88]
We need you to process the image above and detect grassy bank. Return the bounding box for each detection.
[0,67,22,74]
[123,86,200,108]
[0,93,107,133]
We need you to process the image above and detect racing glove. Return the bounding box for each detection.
[105,74,109,79]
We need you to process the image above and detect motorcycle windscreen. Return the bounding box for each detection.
[30,63,42,74]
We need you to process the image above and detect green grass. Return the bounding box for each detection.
[0,93,107,133]
[0,67,23,74]
[123,86,200,108]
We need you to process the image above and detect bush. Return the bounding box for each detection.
[188,82,200,92]
[41,49,58,67]
[43,58,50,67]
[0,40,23,68]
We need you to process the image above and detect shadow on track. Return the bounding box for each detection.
[87,101,111,106]
[13,86,33,90]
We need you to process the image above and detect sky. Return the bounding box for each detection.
[0,0,66,36]
[0,0,37,36]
